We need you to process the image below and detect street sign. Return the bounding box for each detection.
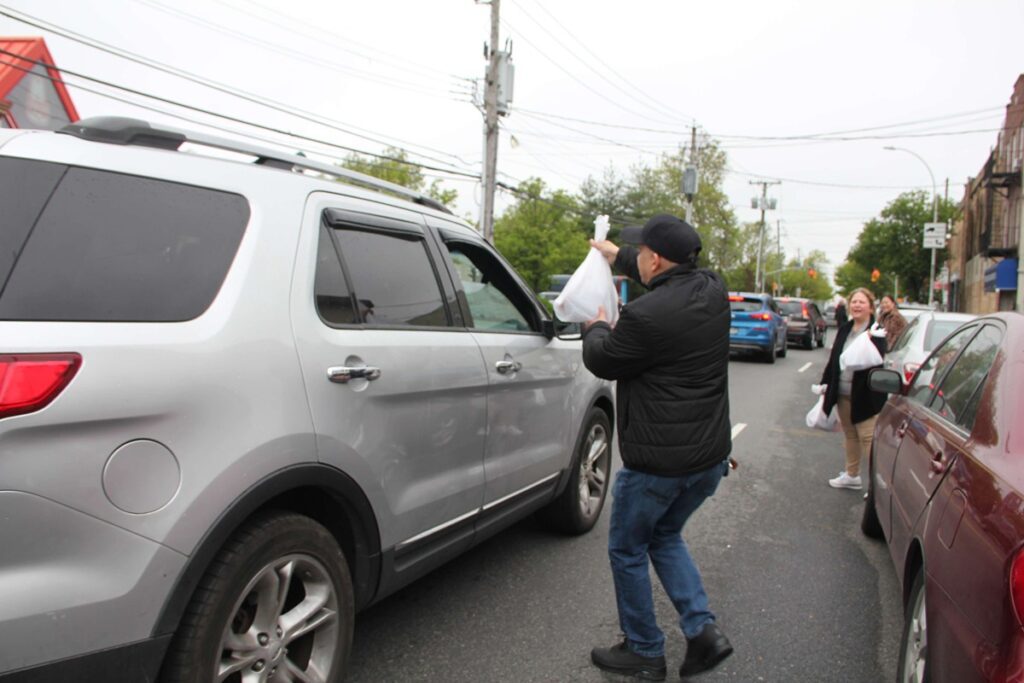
[923,222,947,249]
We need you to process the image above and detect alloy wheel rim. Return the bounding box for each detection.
[901,584,927,683]
[577,423,609,518]
[215,553,339,682]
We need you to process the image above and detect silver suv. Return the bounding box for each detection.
[0,118,613,682]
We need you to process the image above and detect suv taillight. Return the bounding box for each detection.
[1011,548,1024,629]
[752,313,773,321]
[0,353,82,420]
[801,303,809,318]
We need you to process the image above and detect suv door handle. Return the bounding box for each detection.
[896,419,910,438]
[930,451,946,474]
[327,366,382,383]
[495,360,522,375]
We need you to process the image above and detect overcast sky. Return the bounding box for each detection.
[2,0,1022,280]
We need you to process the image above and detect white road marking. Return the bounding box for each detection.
[798,362,813,373]
[731,423,747,439]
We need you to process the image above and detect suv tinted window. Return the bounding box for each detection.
[0,157,65,290]
[0,165,249,321]
[729,298,763,312]
[331,227,448,327]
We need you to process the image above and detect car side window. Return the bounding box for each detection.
[890,318,919,352]
[906,325,978,407]
[315,225,449,327]
[445,242,536,332]
[927,324,1002,430]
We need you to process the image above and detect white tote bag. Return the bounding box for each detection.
[553,215,620,325]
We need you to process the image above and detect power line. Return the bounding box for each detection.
[130,0,462,99]
[0,50,482,180]
[0,4,478,170]
[221,0,469,85]
[515,0,693,124]
[499,16,682,127]
[505,0,689,124]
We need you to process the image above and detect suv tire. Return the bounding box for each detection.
[161,512,354,683]
[540,407,612,535]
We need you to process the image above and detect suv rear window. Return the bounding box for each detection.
[729,298,763,312]
[777,301,804,315]
[0,159,249,321]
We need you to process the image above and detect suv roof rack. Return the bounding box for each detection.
[58,117,453,214]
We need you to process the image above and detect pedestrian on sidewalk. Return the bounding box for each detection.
[834,297,848,328]
[582,214,734,681]
[819,287,888,490]
[877,294,907,349]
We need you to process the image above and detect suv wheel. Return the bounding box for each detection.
[898,569,928,683]
[764,337,777,364]
[161,512,354,683]
[541,408,612,534]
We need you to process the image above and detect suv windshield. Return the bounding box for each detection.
[729,298,763,312]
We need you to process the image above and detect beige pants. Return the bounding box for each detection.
[836,396,876,478]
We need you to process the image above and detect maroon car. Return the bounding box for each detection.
[862,312,1024,682]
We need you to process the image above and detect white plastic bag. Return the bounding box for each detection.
[805,395,840,432]
[839,329,883,372]
[553,215,620,325]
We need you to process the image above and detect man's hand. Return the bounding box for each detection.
[584,305,608,331]
[589,239,619,266]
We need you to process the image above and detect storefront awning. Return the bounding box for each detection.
[984,258,1018,292]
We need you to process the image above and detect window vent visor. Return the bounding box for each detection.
[0,353,82,420]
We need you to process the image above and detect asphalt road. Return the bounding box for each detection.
[346,331,903,682]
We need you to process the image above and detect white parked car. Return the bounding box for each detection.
[883,311,977,383]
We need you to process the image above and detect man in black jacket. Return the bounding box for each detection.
[583,214,733,681]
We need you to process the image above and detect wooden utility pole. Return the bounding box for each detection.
[480,0,501,243]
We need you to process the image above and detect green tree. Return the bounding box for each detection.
[493,178,590,292]
[841,191,959,302]
[778,250,832,300]
[575,136,741,274]
[339,147,459,210]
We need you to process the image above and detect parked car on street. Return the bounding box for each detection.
[824,302,837,327]
[0,118,614,682]
[861,312,1024,682]
[883,311,976,383]
[728,292,788,363]
[777,297,826,349]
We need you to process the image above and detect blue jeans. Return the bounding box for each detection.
[608,463,726,657]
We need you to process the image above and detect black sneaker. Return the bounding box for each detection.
[591,639,667,681]
[679,623,733,678]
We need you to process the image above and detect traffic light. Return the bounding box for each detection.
[870,268,881,283]
[807,268,817,279]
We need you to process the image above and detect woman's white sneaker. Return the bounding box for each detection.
[829,471,862,489]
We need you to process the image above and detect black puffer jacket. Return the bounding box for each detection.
[582,247,731,476]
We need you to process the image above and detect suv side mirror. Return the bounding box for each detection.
[869,367,904,395]
[543,318,582,341]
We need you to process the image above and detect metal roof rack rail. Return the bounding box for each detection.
[58,117,452,214]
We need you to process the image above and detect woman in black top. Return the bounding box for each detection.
[819,288,887,489]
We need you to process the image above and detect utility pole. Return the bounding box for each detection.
[750,180,780,293]
[683,125,699,225]
[480,0,501,243]
[776,219,782,294]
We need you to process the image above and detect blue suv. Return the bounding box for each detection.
[728,292,788,363]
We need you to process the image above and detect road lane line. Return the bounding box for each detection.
[731,423,746,439]
[798,362,812,373]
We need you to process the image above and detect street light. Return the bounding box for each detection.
[884,145,939,306]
